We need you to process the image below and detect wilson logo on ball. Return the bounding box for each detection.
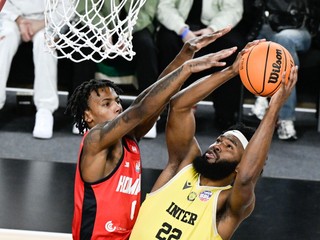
[268,49,282,84]
[239,41,294,97]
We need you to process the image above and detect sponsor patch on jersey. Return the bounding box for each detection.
[183,181,192,190]
[199,190,213,202]
[105,220,129,233]
[105,221,116,232]
[187,191,197,201]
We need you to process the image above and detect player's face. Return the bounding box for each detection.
[85,87,123,127]
[193,134,244,180]
[205,134,244,164]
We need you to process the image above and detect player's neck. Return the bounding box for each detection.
[199,174,233,187]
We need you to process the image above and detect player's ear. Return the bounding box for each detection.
[84,110,93,124]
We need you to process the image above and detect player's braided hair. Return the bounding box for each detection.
[65,79,123,134]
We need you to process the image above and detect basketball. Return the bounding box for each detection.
[239,41,294,97]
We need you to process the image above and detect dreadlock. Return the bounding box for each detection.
[65,79,123,134]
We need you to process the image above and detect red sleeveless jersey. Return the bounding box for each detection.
[72,135,141,240]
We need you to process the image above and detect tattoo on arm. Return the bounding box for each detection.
[147,68,183,98]
[85,127,101,145]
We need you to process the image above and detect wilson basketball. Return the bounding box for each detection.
[239,41,294,97]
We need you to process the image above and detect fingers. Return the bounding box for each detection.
[246,39,266,49]
[212,25,232,37]
[215,46,238,60]
[282,66,298,87]
[272,65,298,103]
[240,39,266,56]
[180,26,233,59]
[18,19,33,42]
[190,26,232,51]
[188,47,237,73]
[205,47,237,66]
[287,66,298,88]
[28,26,34,37]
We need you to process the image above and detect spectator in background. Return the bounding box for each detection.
[249,0,317,140]
[0,0,59,139]
[156,0,246,129]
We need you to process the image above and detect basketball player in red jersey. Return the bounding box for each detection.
[130,45,298,239]
[66,26,239,240]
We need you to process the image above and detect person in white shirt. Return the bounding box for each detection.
[0,0,59,139]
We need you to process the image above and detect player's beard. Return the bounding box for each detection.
[192,154,238,181]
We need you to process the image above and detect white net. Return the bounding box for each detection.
[45,0,146,63]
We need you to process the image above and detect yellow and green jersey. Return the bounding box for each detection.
[130,164,231,240]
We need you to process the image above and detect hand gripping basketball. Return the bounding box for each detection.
[239,41,295,97]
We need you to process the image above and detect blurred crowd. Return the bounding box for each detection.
[0,0,319,139]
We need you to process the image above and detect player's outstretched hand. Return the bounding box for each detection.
[269,66,298,109]
[180,26,232,59]
[185,46,237,74]
[158,26,233,80]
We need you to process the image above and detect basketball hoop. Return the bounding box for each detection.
[45,0,146,63]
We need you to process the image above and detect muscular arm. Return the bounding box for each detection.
[131,26,233,139]
[151,40,264,192]
[166,68,237,166]
[98,47,238,147]
[153,69,238,191]
[224,66,298,233]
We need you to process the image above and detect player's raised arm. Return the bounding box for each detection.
[228,66,298,220]
[151,40,264,192]
[129,26,233,139]
[158,26,232,79]
[98,47,238,145]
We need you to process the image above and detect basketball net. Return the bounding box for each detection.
[44,0,146,63]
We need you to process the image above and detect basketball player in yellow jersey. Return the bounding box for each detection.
[130,40,298,239]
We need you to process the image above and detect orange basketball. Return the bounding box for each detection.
[239,41,294,97]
